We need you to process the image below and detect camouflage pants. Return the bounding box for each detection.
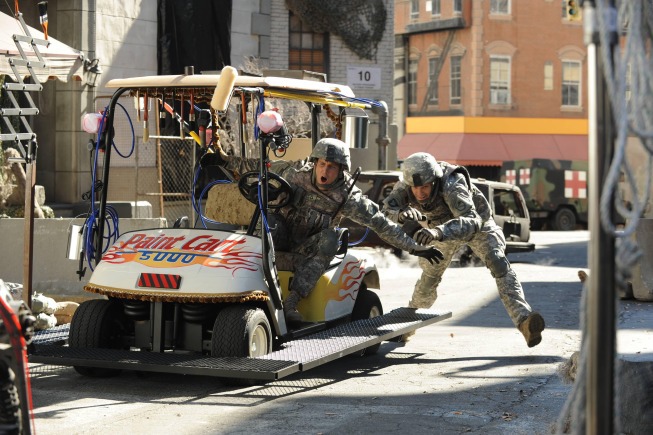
[410,220,533,327]
[279,228,340,299]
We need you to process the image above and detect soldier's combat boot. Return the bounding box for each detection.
[284,291,303,325]
[518,312,545,347]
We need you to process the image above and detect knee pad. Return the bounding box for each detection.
[488,250,510,278]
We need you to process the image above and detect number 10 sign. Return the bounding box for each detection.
[347,66,381,90]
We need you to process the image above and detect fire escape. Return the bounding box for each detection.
[419,29,455,114]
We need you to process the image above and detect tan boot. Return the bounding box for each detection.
[518,312,545,348]
[284,291,303,324]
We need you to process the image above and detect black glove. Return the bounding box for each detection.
[409,245,445,265]
[398,207,424,224]
[199,149,226,167]
[414,228,443,245]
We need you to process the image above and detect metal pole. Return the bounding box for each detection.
[95,88,128,264]
[22,146,36,309]
[584,1,617,433]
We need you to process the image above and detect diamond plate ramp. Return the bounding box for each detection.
[263,308,451,371]
[29,345,299,380]
[29,308,451,380]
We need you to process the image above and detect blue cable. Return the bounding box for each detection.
[347,227,370,247]
[82,102,136,270]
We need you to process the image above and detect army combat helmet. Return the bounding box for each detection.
[402,152,443,187]
[310,138,351,172]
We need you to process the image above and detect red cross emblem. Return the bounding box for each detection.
[505,169,516,185]
[519,168,530,185]
[564,170,587,198]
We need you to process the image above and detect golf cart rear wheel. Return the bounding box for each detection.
[211,306,272,358]
[351,287,383,355]
[69,299,126,377]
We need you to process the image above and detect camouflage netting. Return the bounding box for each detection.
[285,0,387,60]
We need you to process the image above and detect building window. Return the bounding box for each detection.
[450,55,462,105]
[453,0,462,14]
[411,0,420,19]
[544,61,553,90]
[562,60,581,106]
[289,12,328,73]
[430,0,441,16]
[409,58,418,105]
[490,0,510,14]
[490,56,511,104]
[428,57,440,104]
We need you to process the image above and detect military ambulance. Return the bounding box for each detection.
[501,159,589,231]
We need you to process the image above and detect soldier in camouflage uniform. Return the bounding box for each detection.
[383,152,545,347]
[203,139,444,324]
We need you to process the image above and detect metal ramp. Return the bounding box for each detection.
[29,308,452,381]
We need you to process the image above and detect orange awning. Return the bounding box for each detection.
[397,133,588,166]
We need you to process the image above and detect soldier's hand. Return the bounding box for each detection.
[398,207,424,223]
[414,228,442,245]
[409,245,445,265]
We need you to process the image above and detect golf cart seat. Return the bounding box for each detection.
[205,182,256,226]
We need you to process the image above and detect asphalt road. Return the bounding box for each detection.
[29,231,591,434]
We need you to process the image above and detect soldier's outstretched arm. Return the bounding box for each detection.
[341,191,430,254]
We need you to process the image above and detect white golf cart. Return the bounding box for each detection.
[29,67,451,381]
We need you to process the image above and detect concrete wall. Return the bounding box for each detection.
[0,218,166,297]
[232,0,271,69]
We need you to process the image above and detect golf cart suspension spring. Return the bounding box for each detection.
[180,304,216,324]
[123,300,149,320]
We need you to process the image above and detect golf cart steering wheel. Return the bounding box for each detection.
[237,171,293,209]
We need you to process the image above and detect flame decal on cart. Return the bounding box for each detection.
[326,259,366,302]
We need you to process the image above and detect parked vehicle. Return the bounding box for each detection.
[343,171,535,256]
[500,159,588,230]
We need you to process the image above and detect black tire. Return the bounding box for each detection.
[351,287,383,356]
[211,306,272,358]
[551,208,576,231]
[69,299,126,377]
[0,362,21,433]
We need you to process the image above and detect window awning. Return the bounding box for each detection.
[0,11,84,82]
[397,133,588,166]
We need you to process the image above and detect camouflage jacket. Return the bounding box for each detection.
[223,155,420,251]
[383,162,492,242]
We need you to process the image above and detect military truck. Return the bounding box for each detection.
[500,159,588,231]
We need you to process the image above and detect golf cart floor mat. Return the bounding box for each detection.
[29,308,451,380]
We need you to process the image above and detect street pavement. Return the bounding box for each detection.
[27,230,652,434]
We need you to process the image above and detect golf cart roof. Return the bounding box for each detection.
[105,73,371,110]
[106,73,353,96]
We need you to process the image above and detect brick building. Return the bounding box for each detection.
[394,0,587,180]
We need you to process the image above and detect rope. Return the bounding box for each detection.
[557,1,653,432]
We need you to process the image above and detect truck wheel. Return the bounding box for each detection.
[211,306,272,358]
[69,299,125,377]
[551,208,576,231]
[351,287,383,356]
